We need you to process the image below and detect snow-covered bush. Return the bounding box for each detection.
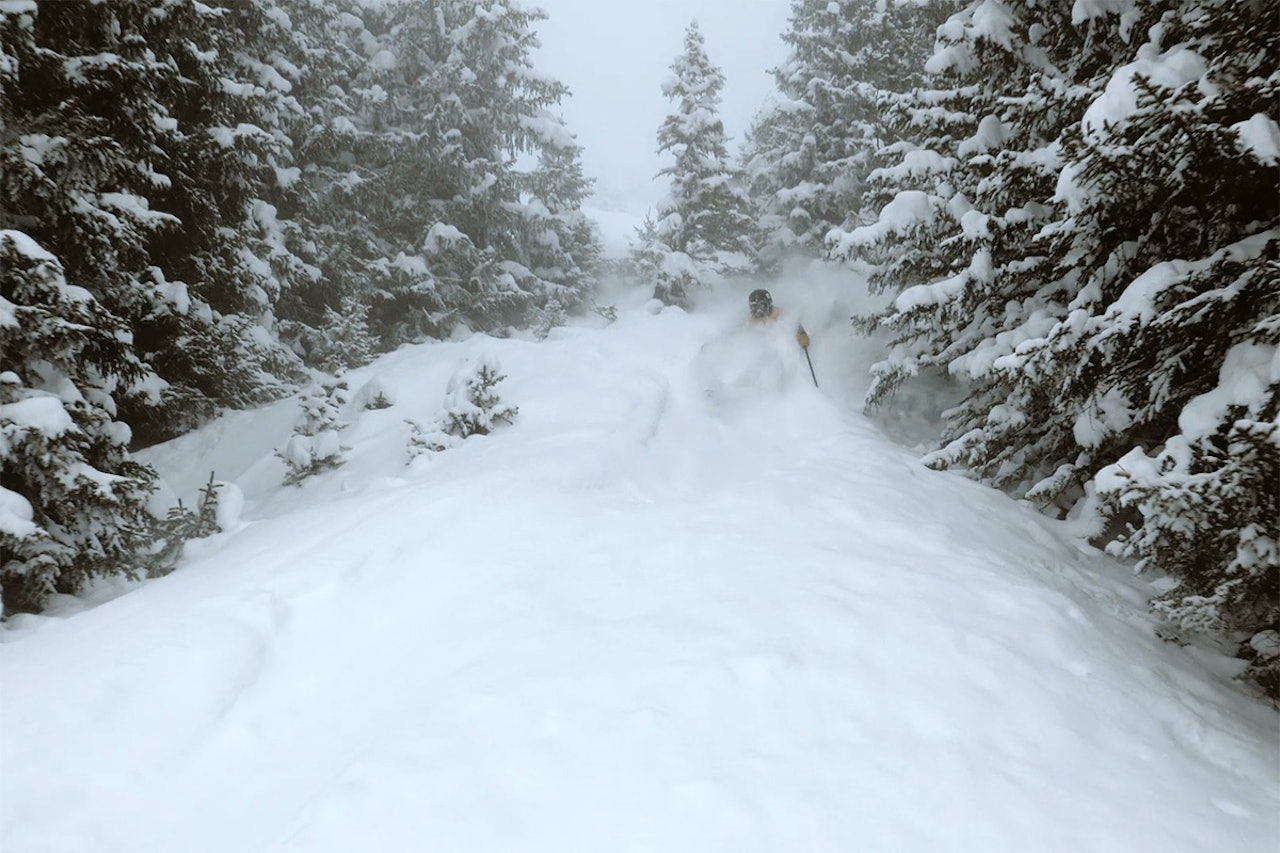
[629,224,715,311]
[277,380,348,485]
[647,248,702,311]
[406,355,518,462]
[529,293,568,341]
[366,392,394,411]
[439,355,519,439]
[406,417,463,461]
[352,376,396,412]
[152,473,224,573]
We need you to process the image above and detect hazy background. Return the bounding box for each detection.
[531,0,793,253]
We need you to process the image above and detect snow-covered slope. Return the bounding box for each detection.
[2,291,1277,853]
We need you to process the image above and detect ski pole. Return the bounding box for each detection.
[803,346,819,388]
[797,324,819,388]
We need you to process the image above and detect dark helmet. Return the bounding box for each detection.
[749,288,773,319]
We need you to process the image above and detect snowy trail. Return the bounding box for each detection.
[2,303,1278,852]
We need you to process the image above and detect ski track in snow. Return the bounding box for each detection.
[2,300,1277,853]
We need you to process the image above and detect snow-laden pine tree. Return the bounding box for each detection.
[742,0,955,267]
[292,0,596,346]
[1053,2,1279,684]
[518,131,603,318]
[0,0,307,445]
[830,0,1107,412]
[153,473,224,573]
[436,0,599,327]
[0,231,158,613]
[833,0,1278,692]
[642,21,754,303]
[247,0,375,371]
[310,297,378,375]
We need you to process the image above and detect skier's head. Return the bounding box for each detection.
[749,289,773,320]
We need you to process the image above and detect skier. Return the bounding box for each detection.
[695,288,818,400]
[747,288,818,387]
[748,288,810,350]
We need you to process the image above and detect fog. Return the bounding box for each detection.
[532,0,792,233]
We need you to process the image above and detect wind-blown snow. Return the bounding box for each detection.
[1,291,1276,852]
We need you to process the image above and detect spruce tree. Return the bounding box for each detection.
[0,0,306,445]
[837,0,1279,691]
[744,0,955,266]
[645,20,753,303]
[0,231,158,613]
[406,355,517,460]
[437,355,519,439]
[314,297,377,374]
[1050,2,1279,682]
[519,130,602,315]
[297,0,596,346]
[248,0,372,369]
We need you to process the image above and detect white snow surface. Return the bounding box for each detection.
[2,287,1278,852]
[1232,112,1280,166]
[831,189,936,253]
[1176,341,1280,442]
[1082,46,1209,142]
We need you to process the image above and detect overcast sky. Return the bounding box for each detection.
[531,0,793,216]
